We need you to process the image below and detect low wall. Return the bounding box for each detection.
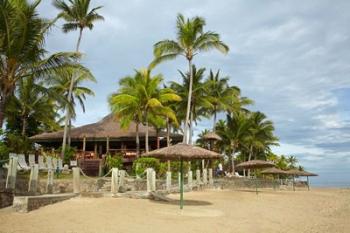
[13,193,77,213]
[215,177,280,189]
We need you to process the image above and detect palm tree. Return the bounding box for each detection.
[5,77,61,137]
[134,69,181,152]
[152,14,229,143]
[287,155,298,169]
[0,0,78,128]
[206,70,235,129]
[54,0,104,154]
[170,65,213,144]
[109,74,143,156]
[216,112,252,173]
[50,67,96,144]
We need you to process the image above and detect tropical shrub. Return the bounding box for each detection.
[133,157,160,176]
[58,146,76,164]
[105,153,123,170]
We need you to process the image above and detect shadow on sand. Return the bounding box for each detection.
[150,198,212,206]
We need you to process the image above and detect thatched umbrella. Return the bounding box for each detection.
[236,160,275,194]
[261,167,287,190]
[203,132,222,141]
[142,143,221,209]
[286,169,318,191]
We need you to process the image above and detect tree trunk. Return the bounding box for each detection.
[213,109,217,130]
[61,28,83,158]
[189,108,194,145]
[145,113,149,153]
[136,122,140,157]
[0,95,6,129]
[21,115,27,136]
[248,145,253,177]
[156,128,160,149]
[231,148,236,175]
[68,119,72,146]
[166,117,170,147]
[183,59,193,144]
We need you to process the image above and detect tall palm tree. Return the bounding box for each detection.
[134,69,181,152]
[0,0,78,128]
[54,0,103,154]
[170,65,213,144]
[206,70,234,129]
[109,74,143,156]
[216,112,252,173]
[152,14,229,143]
[50,67,95,144]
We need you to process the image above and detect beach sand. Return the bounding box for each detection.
[0,188,349,233]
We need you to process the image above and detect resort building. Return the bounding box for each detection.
[30,114,182,173]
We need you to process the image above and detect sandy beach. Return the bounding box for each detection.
[0,188,349,233]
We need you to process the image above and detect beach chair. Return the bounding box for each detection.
[29,154,35,167]
[17,154,30,171]
[46,156,53,170]
[38,155,47,170]
[52,158,58,170]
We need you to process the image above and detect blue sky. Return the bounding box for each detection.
[38,0,350,187]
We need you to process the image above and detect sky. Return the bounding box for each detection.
[38,0,350,187]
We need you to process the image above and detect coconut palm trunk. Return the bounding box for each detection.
[61,28,83,158]
[136,122,140,157]
[183,59,193,144]
[0,96,6,128]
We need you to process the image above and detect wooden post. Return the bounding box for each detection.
[47,169,54,194]
[94,142,97,157]
[6,157,18,190]
[111,168,119,193]
[28,164,39,193]
[73,167,80,194]
[106,136,110,154]
[167,160,171,172]
[307,176,310,191]
[293,175,295,191]
[146,168,154,192]
[83,136,86,152]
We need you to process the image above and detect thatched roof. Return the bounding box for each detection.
[30,114,182,142]
[261,167,288,175]
[142,143,222,161]
[236,160,275,170]
[203,132,222,141]
[286,169,318,176]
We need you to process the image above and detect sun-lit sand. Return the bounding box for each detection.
[0,188,349,233]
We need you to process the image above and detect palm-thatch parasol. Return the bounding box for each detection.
[142,143,221,209]
[203,132,222,141]
[261,167,287,190]
[236,160,275,194]
[286,169,318,191]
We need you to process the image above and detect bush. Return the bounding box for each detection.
[57,146,76,165]
[133,157,160,176]
[105,153,123,170]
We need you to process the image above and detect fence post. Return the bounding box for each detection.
[119,170,126,188]
[166,171,171,191]
[151,169,156,191]
[72,167,80,194]
[196,169,201,185]
[178,172,181,189]
[28,164,39,193]
[47,169,54,194]
[146,168,153,192]
[6,157,18,190]
[208,168,213,186]
[111,168,119,193]
[188,170,193,190]
[203,169,208,185]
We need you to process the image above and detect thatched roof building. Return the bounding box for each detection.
[30,114,183,157]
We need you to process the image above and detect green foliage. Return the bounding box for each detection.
[105,153,123,170]
[58,146,76,164]
[5,133,32,154]
[133,157,160,176]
